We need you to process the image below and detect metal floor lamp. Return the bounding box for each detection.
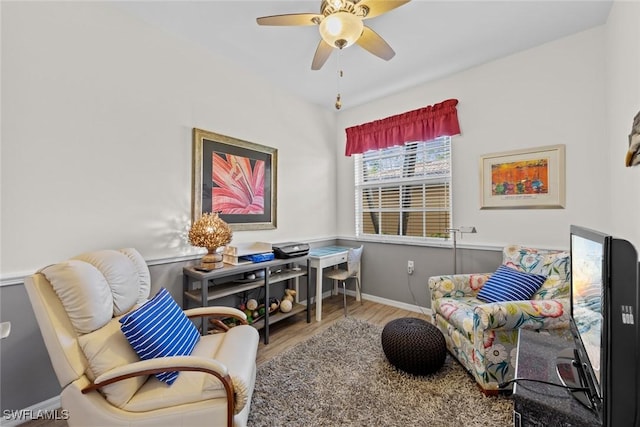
[446,226,477,274]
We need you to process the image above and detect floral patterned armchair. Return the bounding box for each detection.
[428,245,571,393]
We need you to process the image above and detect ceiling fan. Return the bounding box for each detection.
[257,0,411,70]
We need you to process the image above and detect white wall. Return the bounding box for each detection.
[1,2,337,278]
[4,2,636,275]
[606,1,640,250]
[336,26,612,250]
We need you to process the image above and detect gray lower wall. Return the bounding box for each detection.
[337,239,502,308]
[0,241,502,413]
[0,284,61,413]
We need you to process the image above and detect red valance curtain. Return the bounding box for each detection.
[344,99,461,156]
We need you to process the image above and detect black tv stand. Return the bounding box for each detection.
[556,347,601,414]
[513,329,601,427]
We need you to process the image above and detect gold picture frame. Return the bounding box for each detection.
[479,144,565,209]
[192,128,277,230]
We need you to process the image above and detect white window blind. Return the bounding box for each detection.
[355,137,452,241]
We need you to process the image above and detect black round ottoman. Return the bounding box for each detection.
[381,317,446,375]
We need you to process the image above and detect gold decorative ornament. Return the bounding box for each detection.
[188,212,233,270]
[280,299,293,313]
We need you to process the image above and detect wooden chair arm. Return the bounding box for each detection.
[82,356,235,427]
[184,306,248,326]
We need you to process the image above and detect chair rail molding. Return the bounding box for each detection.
[1,237,341,287]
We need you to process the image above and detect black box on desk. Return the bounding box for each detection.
[272,242,309,259]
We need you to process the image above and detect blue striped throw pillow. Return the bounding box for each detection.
[476,265,547,303]
[119,288,200,385]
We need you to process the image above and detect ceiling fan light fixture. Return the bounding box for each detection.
[319,12,363,49]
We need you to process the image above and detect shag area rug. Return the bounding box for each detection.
[247,317,513,427]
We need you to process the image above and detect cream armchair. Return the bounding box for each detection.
[24,248,258,427]
[428,245,571,393]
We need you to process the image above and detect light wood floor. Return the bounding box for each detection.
[256,294,430,364]
[19,296,429,427]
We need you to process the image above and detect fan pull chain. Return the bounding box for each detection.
[335,51,343,110]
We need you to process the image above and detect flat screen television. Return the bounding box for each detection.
[559,225,639,426]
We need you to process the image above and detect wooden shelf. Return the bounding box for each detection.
[185,281,262,304]
[251,303,306,330]
[184,268,308,304]
[183,256,307,281]
[183,256,311,344]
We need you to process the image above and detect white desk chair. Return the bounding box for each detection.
[324,245,363,316]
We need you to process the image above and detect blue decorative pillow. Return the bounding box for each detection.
[476,265,547,303]
[119,288,200,385]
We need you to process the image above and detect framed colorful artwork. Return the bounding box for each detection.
[479,144,565,209]
[192,128,277,230]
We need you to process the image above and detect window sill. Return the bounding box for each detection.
[344,235,500,252]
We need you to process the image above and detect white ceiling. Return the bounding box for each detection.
[116,1,613,111]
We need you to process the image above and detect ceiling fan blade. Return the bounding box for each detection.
[256,13,322,26]
[356,26,395,61]
[311,39,334,70]
[358,0,411,20]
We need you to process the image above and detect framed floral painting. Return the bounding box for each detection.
[479,144,565,209]
[192,128,277,230]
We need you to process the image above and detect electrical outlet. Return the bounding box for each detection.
[1,322,11,339]
[407,260,414,275]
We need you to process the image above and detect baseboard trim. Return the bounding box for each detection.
[341,289,432,317]
[303,290,432,317]
[1,396,61,427]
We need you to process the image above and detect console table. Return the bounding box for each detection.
[182,255,310,344]
[513,329,601,427]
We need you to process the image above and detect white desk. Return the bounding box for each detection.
[308,245,361,321]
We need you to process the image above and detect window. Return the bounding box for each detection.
[355,136,451,242]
